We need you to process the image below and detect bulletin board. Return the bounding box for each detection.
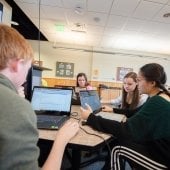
[116,67,133,81]
[56,62,74,77]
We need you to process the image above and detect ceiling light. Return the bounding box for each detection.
[163,13,170,18]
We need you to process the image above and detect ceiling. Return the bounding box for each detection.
[7,0,170,55]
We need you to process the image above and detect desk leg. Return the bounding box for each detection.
[72,149,81,170]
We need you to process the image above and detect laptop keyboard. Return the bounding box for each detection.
[37,115,69,129]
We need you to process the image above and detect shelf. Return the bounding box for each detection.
[33,65,52,71]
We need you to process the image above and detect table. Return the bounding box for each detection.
[38,106,113,169]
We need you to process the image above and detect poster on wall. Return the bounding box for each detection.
[56,62,74,78]
[116,67,133,81]
[92,69,99,79]
[0,2,3,23]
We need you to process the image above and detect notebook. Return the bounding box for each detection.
[31,86,72,129]
[79,90,124,122]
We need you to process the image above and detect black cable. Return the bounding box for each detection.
[80,126,114,170]
[69,115,113,156]
[67,118,113,170]
[80,126,112,155]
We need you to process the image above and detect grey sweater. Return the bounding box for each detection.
[0,74,40,170]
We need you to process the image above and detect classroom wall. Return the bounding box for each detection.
[0,0,12,25]
[92,50,170,83]
[29,40,170,85]
[29,40,93,80]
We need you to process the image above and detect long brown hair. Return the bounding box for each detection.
[122,72,140,109]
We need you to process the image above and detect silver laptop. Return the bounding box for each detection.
[31,86,72,129]
[79,90,124,122]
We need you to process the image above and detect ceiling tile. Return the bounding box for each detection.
[153,5,170,23]
[41,32,53,42]
[103,27,120,36]
[145,0,169,4]
[62,0,87,9]
[16,0,63,6]
[141,21,170,35]
[41,0,63,7]
[47,31,87,45]
[65,9,87,25]
[133,0,163,20]
[14,2,44,18]
[123,18,146,31]
[41,6,66,20]
[86,25,104,34]
[86,39,101,46]
[111,0,140,16]
[87,0,113,13]
[15,0,38,4]
[107,15,127,29]
[86,12,108,26]
[13,0,170,54]
[100,35,119,48]
[113,30,140,48]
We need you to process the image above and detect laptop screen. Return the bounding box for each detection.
[55,85,80,105]
[31,86,72,113]
[79,90,101,112]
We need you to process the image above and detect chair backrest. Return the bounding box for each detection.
[99,86,122,101]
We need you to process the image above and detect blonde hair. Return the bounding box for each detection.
[0,24,34,70]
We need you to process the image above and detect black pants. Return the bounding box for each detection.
[111,141,168,170]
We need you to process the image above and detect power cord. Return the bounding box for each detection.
[80,126,112,155]
[69,115,112,156]
[69,116,114,170]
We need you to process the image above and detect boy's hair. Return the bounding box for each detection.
[0,24,34,70]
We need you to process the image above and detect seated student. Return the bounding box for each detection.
[102,72,148,118]
[80,63,170,169]
[0,24,79,170]
[75,72,93,92]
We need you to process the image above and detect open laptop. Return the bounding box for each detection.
[55,85,81,105]
[72,91,81,105]
[79,90,124,122]
[31,86,72,129]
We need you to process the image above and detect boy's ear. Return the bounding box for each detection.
[8,59,19,72]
